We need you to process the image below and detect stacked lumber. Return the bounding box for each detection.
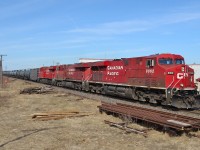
[32,111,93,121]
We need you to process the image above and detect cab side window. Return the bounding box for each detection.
[146,59,155,68]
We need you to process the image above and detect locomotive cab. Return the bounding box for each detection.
[157,54,199,108]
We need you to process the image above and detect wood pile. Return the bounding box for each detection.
[32,111,93,121]
[20,86,54,94]
[104,120,149,137]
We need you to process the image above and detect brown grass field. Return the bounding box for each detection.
[0,77,200,150]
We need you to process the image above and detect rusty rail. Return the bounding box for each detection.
[104,120,148,137]
[98,102,200,132]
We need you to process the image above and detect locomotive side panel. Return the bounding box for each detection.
[126,57,166,88]
[54,65,67,81]
[103,60,126,83]
[38,67,48,79]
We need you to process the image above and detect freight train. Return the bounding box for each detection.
[4,53,200,109]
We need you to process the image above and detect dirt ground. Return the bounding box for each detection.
[0,78,200,150]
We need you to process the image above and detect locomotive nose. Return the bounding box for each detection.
[172,65,195,90]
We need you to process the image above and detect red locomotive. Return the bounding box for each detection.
[38,66,57,84]
[4,53,200,109]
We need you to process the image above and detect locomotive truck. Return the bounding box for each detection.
[4,53,200,109]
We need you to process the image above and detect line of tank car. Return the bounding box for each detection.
[4,53,200,109]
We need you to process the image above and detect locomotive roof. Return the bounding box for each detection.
[37,53,184,69]
[121,53,184,60]
[74,53,184,67]
[154,53,184,59]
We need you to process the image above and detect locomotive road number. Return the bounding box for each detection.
[68,69,75,72]
[68,72,74,75]
[146,69,154,74]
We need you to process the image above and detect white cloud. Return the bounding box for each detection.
[0,1,37,20]
[73,48,152,59]
[159,12,200,24]
[69,12,200,36]
[0,0,55,20]
[69,20,152,35]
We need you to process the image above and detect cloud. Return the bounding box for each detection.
[72,48,152,59]
[0,37,97,53]
[160,12,200,24]
[69,20,152,35]
[0,0,37,20]
[69,12,200,36]
[0,0,55,20]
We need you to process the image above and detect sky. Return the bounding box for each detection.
[1,0,200,70]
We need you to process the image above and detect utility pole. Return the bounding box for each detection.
[0,55,7,88]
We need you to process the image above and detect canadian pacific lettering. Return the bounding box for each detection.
[107,66,123,76]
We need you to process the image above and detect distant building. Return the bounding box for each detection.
[188,64,200,91]
[188,64,200,82]
[79,58,112,63]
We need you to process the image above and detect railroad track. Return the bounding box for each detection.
[184,110,200,116]
[189,110,200,115]
[10,77,200,118]
[6,77,200,135]
[29,81,200,135]
[98,102,200,132]
[54,86,200,119]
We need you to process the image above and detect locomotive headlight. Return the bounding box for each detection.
[180,84,184,87]
[181,67,185,72]
[167,72,174,75]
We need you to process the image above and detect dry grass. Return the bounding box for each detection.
[0,78,200,150]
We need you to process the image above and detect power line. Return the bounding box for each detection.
[0,54,7,88]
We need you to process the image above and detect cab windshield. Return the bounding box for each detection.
[175,59,184,64]
[159,58,173,65]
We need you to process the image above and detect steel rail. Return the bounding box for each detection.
[99,102,200,131]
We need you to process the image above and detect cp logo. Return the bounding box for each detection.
[177,73,188,79]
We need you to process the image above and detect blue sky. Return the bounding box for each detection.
[1,0,200,70]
